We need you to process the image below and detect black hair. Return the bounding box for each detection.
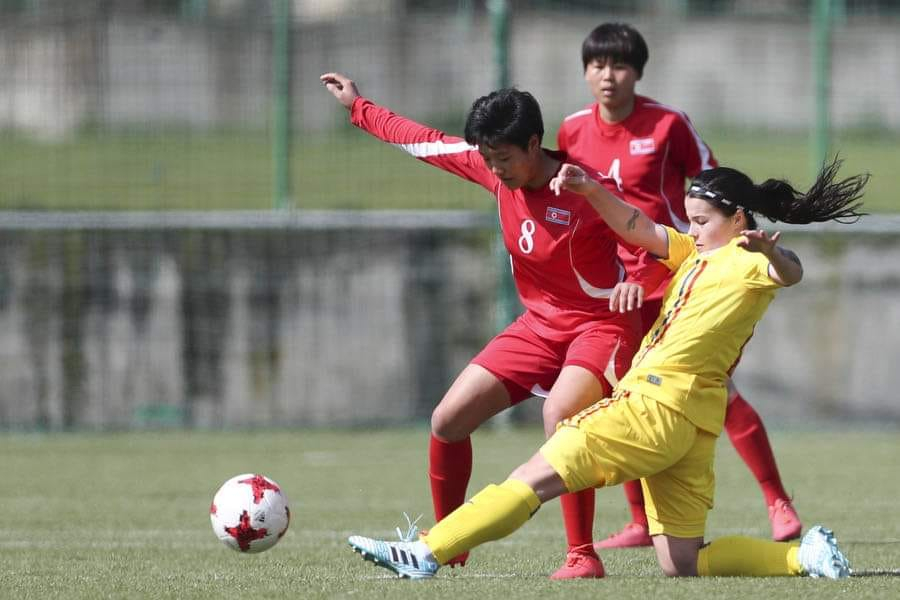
[464,88,544,151]
[581,22,649,77]
[687,156,868,230]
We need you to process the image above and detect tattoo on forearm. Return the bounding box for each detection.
[626,209,639,231]
[778,247,801,266]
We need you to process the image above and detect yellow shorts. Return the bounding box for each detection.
[540,391,717,538]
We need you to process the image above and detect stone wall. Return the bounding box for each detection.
[0,215,898,429]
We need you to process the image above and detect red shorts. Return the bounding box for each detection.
[471,316,639,405]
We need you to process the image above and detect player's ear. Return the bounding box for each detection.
[527,134,540,154]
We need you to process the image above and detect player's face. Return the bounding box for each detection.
[478,137,541,190]
[685,195,744,253]
[584,57,639,113]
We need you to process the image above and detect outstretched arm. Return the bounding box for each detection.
[319,72,493,190]
[550,163,669,257]
[738,230,803,287]
[320,72,360,109]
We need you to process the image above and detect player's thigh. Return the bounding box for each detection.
[542,365,604,437]
[539,393,693,493]
[642,428,717,539]
[431,364,511,440]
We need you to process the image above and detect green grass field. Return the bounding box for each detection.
[3,128,898,212]
[2,427,897,599]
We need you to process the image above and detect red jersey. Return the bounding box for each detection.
[557,96,717,300]
[350,96,636,342]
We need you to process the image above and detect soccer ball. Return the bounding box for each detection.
[209,473,291,553]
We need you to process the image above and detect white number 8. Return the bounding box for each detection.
[518,219,536,254]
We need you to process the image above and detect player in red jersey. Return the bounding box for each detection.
[557,22,802,550]
[321,71,662,579]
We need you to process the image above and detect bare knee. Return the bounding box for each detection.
[430,404,470,442]
[653,535,701,577]
[541,402,566,437]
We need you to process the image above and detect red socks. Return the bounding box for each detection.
[622,479,649,527]
[560,489,597,553]
[725,392,789,506]
[428,434,473,520]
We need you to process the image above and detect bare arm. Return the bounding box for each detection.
[738,230,803,287]
[549,163,669,257]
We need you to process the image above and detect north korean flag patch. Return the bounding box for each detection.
[545,206,571,226]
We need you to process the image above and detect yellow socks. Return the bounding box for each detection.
[697,536,802,576]
[422,479,541,565]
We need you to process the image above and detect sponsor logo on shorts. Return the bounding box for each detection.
[647,374,662,385]
[630,138,656,155]
[545,206,571,226]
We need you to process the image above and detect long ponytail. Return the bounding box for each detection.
[689,156,868,229]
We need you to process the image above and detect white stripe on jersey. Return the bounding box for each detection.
[643,101,715,171]
[603,338,622,388]
[563,108,592,122]
[568,219,625,298]
[392,140,475,158]
[658,142,690,232]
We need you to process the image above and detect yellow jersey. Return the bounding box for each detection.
[616,227,783,435]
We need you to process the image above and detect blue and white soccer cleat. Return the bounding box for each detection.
[348,513,440,580]
[797,525,851,579]
[348,535,440,579]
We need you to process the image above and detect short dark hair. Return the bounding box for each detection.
[464,88,544,151]
[582,22,649,77]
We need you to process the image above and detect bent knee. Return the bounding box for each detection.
[430,407,468,442]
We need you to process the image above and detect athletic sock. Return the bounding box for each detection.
[422,479,541,565]
[623,479,649,527]
[697,536,802,576]
[429,434,473,521]
[560,488,597,553]
[724,392,789,506]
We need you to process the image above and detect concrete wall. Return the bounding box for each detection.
[1,13,899,138]
[0,215,898,430]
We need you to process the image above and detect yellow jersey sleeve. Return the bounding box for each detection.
[658,227,697,271]
[738,249,783,290]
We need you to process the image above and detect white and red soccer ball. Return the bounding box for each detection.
[209,473,290,553]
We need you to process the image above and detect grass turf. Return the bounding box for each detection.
[1,427,897,599]
[2,128,898,212]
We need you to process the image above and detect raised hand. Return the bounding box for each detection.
[737,229,781,256]
[320,72,361,109]
[549,163,595,197]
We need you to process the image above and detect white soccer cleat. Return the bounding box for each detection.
[348,535,439,579]
[797,525,851,579]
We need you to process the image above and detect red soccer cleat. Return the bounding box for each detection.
[769,498,802,541]
[594,522,653,550]
[550,549,605,580]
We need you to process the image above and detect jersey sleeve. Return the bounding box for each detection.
[658,226,696,271]
[669,112,717,178]
[740,252,784,290]
[349,96,496,191]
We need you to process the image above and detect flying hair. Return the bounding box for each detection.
[688,156,868,230]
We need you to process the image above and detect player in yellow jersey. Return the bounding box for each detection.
[346,156,867,580]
